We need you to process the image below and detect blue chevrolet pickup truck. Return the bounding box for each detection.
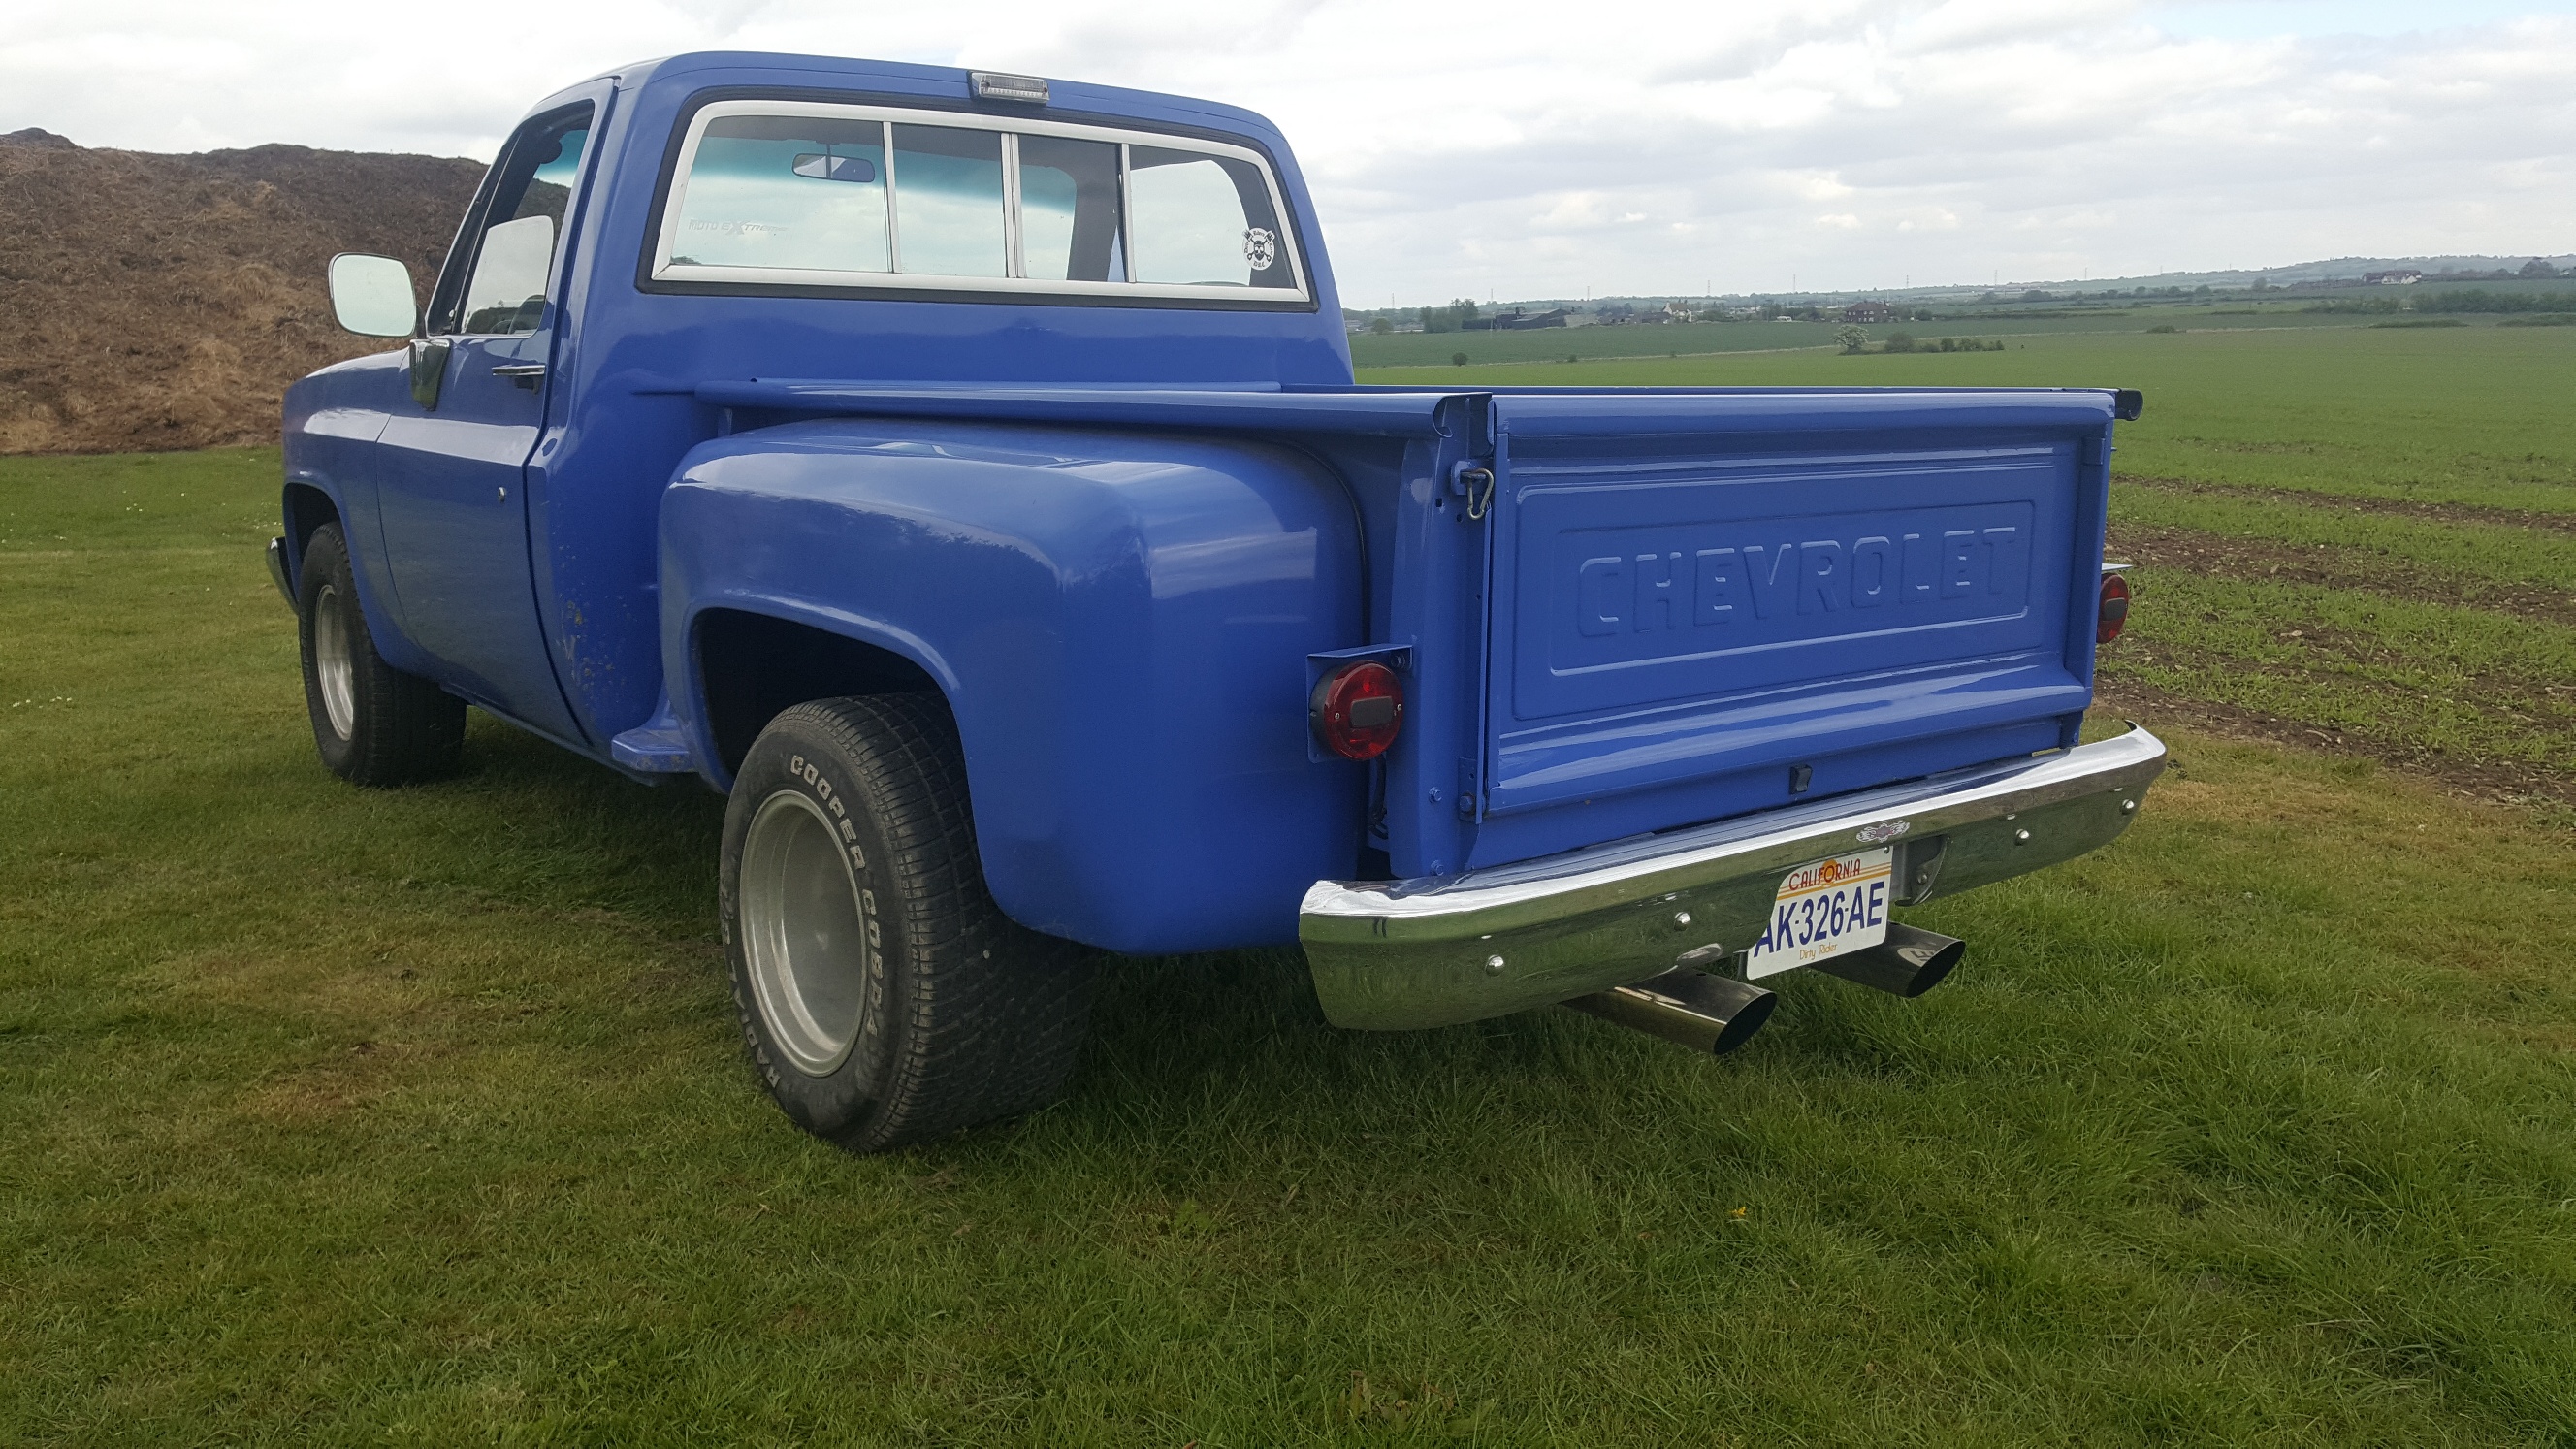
[274,50,2165,1151]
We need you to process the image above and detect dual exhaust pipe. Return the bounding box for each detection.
[1564,922,1966,1056]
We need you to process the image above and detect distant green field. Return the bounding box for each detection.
[1362,324,2576,511]
[1346,306,2415,369]
[6,323,2575,1442]
[1345,283,2576,371]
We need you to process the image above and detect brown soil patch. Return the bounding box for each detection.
[240,1037,454,1124]
[2094,675,2576,814]
[2107,520,2576,627]
[2116,475,2576,534]
[0,130,483,455]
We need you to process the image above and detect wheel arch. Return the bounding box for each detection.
[279,480,343,598]
[690,604,949,780]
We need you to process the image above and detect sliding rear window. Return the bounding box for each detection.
[652,101,1306,305]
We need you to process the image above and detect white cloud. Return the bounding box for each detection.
[1,0,2570,301]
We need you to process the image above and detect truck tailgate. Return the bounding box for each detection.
[1462,390,2113,868]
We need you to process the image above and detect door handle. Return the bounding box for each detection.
[492,364,547,390]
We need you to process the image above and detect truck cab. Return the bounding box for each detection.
[276,51,2164,1151]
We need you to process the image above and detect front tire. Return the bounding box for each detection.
[297,523,465,786]
[721,695,1093,1152]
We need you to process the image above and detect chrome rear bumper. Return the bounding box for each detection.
[1301,726,2168,1029]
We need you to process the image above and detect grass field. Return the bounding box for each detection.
[6,323,2576,1443]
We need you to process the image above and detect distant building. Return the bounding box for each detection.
[2365,270,2422,286]
[1843,300,1896,323]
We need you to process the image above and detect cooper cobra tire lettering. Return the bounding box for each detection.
[716,693,1095,1153]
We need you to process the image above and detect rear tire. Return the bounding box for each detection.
[298,522,465,787]
[721,694,1093,1152]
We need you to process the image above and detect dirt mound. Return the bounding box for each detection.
[0,132,485,454]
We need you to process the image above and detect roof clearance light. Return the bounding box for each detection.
[970,72,1051,104]
[2098,571,2133,646]
[1311,660,1404,761]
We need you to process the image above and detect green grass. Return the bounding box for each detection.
[2109,574,2576,770]
[1363,325,2576,514]
[2109,484,2576,596]
[8,346,2576,1441]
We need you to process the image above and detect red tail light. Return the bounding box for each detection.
[1310,660,1403,760]
[2097,571,2132,646]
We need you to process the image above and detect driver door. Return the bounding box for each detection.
[375,103,594,741]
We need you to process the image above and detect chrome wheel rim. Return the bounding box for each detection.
[313,582,357,740]
[740,789,871,1077]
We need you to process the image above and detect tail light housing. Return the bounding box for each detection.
[1310,660,1404,760]
[2097,568,2132,646]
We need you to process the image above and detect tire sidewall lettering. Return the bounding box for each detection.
[722,718,895,1128]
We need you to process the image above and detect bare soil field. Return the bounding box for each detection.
[0,129,480,455]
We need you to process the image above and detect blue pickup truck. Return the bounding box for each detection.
[274,50,2165,1151]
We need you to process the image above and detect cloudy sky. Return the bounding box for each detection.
[5,0,2571,303]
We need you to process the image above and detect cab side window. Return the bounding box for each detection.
[434,108,593,336]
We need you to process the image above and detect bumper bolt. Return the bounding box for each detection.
[1673,911,1692,927]
[2014,828,2032,844]
[1484,954,1506,976]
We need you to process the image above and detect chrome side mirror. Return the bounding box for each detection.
[327,253,418,338]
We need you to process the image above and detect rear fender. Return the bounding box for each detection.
[660,417,1365,954]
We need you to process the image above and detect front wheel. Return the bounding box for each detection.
[297,523,465,786]
[720,695,1093,1152]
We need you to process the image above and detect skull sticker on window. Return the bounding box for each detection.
[1242,227,1277,272]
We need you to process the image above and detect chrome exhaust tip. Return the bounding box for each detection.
[1809,922,1965,998]
[1564,967,1776,1056]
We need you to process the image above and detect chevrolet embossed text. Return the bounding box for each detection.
[1576,526,2028,635]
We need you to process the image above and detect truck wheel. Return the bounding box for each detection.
[721,695,1093,1152]
[297,522,466,786]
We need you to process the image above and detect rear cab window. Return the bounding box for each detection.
[650,100,1307,305]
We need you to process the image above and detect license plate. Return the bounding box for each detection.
[1742,848,1894,980]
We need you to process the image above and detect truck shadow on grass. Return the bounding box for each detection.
[440,711,1669,1139]
[442,714,1844,1156]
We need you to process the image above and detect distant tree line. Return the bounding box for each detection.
[1416,299,1483,334]
[2313,288,2576,315]
[1838,327,2005,354]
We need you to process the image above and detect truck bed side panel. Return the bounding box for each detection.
[660,418,1365,954]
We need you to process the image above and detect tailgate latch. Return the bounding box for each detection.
[1449,463,1496,521]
